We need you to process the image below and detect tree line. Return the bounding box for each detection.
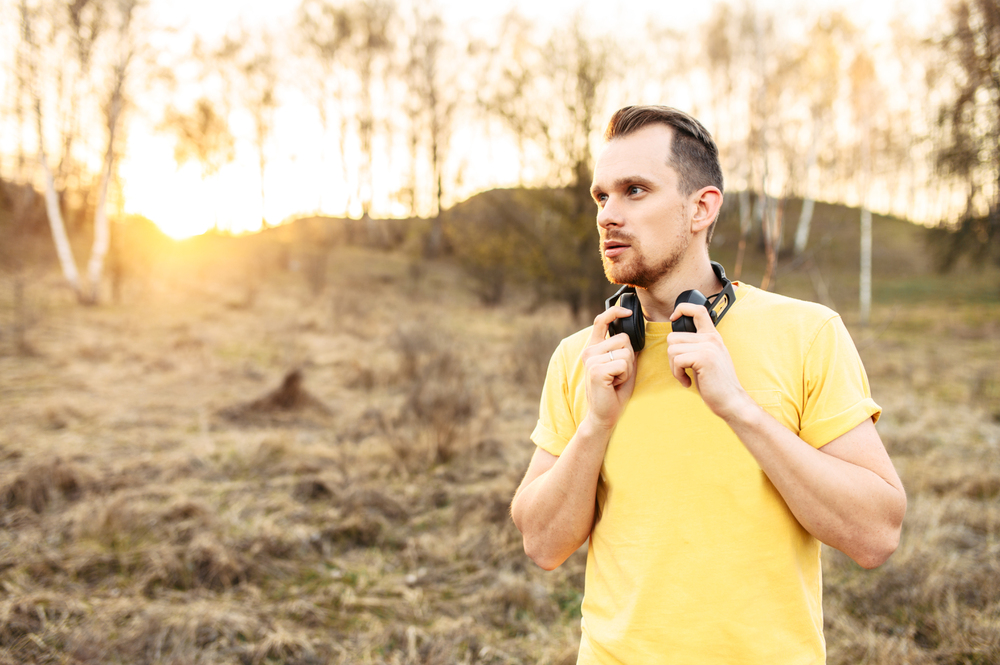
[0,0,997,309]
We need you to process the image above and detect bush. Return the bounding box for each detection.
[447,188,607,317]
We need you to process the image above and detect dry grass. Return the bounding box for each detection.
[823,304,1000,665]
[0,243,997,664]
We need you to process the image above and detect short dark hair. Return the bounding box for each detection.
[604,105,724,198]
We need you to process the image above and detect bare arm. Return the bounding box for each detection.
[668,303,905,569]
[727,409,904,568]
[510,422,609,570]
[510,307,637,571]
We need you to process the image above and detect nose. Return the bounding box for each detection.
[597,196,622,230]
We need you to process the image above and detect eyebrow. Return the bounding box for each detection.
[591,175,656,199]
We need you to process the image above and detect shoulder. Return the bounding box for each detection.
[736,283,837,319]
[733,283,841,340]
[551,326,593,365]
[540,326,595,387]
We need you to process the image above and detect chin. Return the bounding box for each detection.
[604,261,642,289]
[605,259,669,291]
[602,259,625,285]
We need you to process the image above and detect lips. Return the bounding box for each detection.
[603,238,631,258]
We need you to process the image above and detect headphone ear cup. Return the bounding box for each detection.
[672,290,708,333]
[618,292,645,352]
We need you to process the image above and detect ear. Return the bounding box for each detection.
[689,187,723,235]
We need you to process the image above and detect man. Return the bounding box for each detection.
[510,105,906,664]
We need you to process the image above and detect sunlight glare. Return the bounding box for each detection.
[119,132,260,239]
[116,0,946,239]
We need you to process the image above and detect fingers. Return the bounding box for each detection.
[583,336,635,377]
[587,306,634,347]
[605,346,634,387]
[581,314,638,428]
[583,314,636,394]
[669,336,716,387]
[667,304,719,388]
[669,350,694,387]
[667,330,746,419]
[585,306,636,387]
[669,302,716,333]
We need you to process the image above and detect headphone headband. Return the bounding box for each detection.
[706,261,736,326]
[604,261,736,349]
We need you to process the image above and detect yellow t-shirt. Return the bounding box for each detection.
[530,283,880,665]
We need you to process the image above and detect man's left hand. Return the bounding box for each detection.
[667,303,756,423]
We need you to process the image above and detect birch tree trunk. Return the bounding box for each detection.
[794,199,816,255]
[794,115,822,255]
[38,146,83,299]
[760,193,777,292]
[86,149,114,304]
[34,96,82,300]
[24,0,82,300]
[22,0,138,306]
[257,124,267,228]
[860,206,872,327]
[754,8,778,292]
[734,189,751,279]
[849,51,877,328]
[85,3,134,305]
[858,132,873,327]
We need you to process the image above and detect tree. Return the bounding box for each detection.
[790,12,856,256]
[159,97,236,178]
[542,16,615,315]
[701,3,783,283]
[297,0,352,213]
[471,11,615,317]
[22,0,139,304]
[216,26,280,229]
[747,7,781,290]
[341,0,396,240]
[473,9,547,186]
[85,0,137,304]
[294,0,398,240]
[59,0,105,202]
[402,0,458,256]
[702,3,754,273]
[849,51,878,327]
[24,0,82,297]
[2,0,45,347]
[932,0,1000,273]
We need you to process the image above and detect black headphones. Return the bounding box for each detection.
[604,261,737,352]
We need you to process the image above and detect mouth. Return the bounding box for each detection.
[602,239,631,259]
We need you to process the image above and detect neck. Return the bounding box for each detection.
[636,255,725,323]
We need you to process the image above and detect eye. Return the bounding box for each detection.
[594,193,607,206]
[628,185,643,196]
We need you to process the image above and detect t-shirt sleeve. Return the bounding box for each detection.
[530,340,579,457]
[798,315,881,448]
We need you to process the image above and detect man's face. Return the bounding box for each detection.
[590,124,693,289]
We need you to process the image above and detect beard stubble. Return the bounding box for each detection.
[600,233,688,290]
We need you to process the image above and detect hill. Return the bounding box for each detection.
[10,177,996,314]
[443,187,1000,316]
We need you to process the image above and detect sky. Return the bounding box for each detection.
[15,0,949,238]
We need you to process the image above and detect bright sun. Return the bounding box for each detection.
[120,132,268,239]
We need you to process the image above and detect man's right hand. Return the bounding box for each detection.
[511,306,639,570]
[581,306,638,433]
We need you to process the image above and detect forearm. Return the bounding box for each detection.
[511,418,612,570]
[725,399,906,569]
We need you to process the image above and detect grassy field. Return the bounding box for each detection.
[1,219,999,663]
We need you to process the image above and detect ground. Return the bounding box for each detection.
[1,243,998,664]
